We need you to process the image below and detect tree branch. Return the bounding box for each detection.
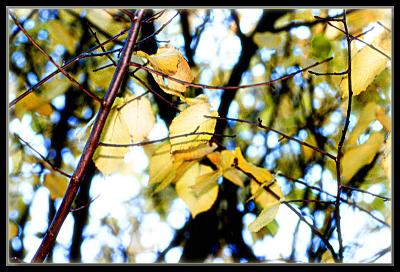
[31,9,145,263]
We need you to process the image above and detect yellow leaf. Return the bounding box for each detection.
[248,202,280,232]
[14,92,53,118]
[346,102,377,148]
[253,32,286,49]
[341,132,385,183]
[382,132,391,182]
[47,20,78,53]
[118,94,155,142]
[149,142,175,185]
[176,163,219,218]
[169,103,218,153]
[321,250,335,263]
[234,147,273,183]
[190,169,221,198]
[43,172,69,199]
[93,94,155,175]
[340,32,391,98]
[184,94,209,106]
[207,150,244,187]
[137,45,180,75]
[250,180,283,208]
[9,221,18,240]
[173,142,218,161]
[376,107,391,132]
[223,168,244,187]
[301,132,318,161]
[138,45,194,95]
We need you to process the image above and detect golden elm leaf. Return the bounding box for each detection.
[248,202,280,232]
[222,168,244,187]
[382,132,391,182]
[301,132,318,161]
[340,32,391,98]
[43,172,69,199]
[137,45,194,95]
[321,250,335,263]
[149,142,174,185]
[346,102,377,149]
[250,180,283,208]
[14,92,53,118]
[47,20,78,53]
[376,107,391,132]
[169,103,218,153]
[341,132,385,183]
[93,94,155,175]
[234,147,273,183]
[176,163,219,218]
[184,94,209,106]
[9,221,19,240]
[118,94,155,142]
[190,169,220,198]
[173,142,218,161]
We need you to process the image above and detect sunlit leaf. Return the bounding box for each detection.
[14,92,53,118]
[207,150,244,187]
[250,180,283,208]
[149,142,175,185]
[346,101,377,149]
[43,172,69,199]
[169,103,218,153]
[311,34,332,59]
[137,45,194,95]
[321,250,335,263]
[173,142,218,161]
[301,132,318,161]
[234,147,273,184]
[341,132,385,183]
[176,163,219,218]
[340,32,391,98]
[376,107,391,132]
[47,20,78,54]
[248,201,280,232]
[93,94,155,175]
[9,221,19,240]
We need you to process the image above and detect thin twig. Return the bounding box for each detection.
[9,28,130,108]
[205,116,337,160]
[13,133,72,178]
[135,10,180,46]
[129,57,333,91]
[341,185,390,201]
[283,199,335,205]
[70,194,100,213]
[87,22,117,66]
[99,131,235,147]
[334,10,352,262]
[10,9,37,40]
[326,21,391,60]
[10,12,103,104]
[377,21,391,33]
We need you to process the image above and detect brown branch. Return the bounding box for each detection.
[13,133,72,178]
[10,12,103,104]
[129,57,333,91]
[31,9,145,263]
[205,116,337,161]
[9,28,130,108]
[10,9,37,40]
[334,11,352,262]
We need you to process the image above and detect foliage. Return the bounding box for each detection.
[8,8,392,264]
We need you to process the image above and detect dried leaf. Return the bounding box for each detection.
[169,103,218,153]
[43,172,69,199]
[341,132,385,183]
[93,94,155,175]
[176,163,219,218]
[340,32,391,98]
[248,202,280,232]
[234,147,273,183]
